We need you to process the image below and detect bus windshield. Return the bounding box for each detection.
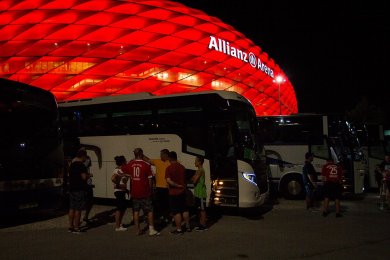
[234,107,258,162]
[0,78,63,213]
[0,98,59,158]
[0,83,61,180]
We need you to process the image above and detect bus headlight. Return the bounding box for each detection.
[242,172,257,185]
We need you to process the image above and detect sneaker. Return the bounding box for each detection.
[115,226,127,232]
[322,211,328,217]
[185,226,192,232]
[68,228,75,233]
[194,226,208,231]
[149,229,160,236]
[336,213,343,218]
[72,229,84,234]
[170,229,183,235]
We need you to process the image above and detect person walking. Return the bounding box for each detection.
[321,159,344,217]
[68,149,90,234]
[165,151,191,234]
[191,156,207,231]
[111,155,129,231]
[121,148,159,236]
[379,154,390,209]
[302,152,317,210]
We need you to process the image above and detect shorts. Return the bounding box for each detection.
[169,193,188,215]
[194,197,206,211]
[132,198,153,214]
[69,191,87,210]
[323,182,342,200]
[305,185,315,199]
[384,180,390,191]
[114,191,128,212]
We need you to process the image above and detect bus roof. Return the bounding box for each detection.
[58,90,251,107]
[0,78,56,100]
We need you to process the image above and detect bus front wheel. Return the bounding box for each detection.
[281,175,304,200]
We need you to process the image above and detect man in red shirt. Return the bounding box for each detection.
[321,159,344,217]
[121,148,159,236]
[165,151,190,234]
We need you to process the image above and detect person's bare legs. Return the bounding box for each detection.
[74,210,81,230]
[174,213,182,230]
[183,210,190,228]
[68,209,75,229]
[147,211,154,227]
[199,210,207,226]
[115,210,123,228]
[133,211,141,234]
[335,199,341,214]
[322,197,329,216]
[147,211,159,235]
[84,205,92,221]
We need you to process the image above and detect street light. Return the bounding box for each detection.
[273,75,286,115]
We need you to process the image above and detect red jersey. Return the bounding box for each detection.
[321,162,343,183]
[121,159,153,199]
[165,162,186,196]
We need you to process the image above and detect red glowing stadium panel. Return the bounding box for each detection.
[0,0,298,115]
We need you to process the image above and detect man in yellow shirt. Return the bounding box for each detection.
[149,149,171,223]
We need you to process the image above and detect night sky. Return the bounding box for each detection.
[175,0,388,120]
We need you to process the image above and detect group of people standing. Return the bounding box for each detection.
[303,151,390,216]
[67,147,208,235]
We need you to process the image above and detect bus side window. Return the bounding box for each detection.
[78,111,108,136]
[111,110,153,135]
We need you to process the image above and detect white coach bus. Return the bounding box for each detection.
[59,91,269,208]
[257,114,366,199]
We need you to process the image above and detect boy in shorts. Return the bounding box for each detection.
[191,156,207,231]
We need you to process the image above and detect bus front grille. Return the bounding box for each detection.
[212,178,238,207]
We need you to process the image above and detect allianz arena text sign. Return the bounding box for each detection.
[208,36,274,78]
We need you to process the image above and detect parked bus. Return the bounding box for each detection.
[0,78,64,213]
[257,113,366,199]
[59,91,269,208]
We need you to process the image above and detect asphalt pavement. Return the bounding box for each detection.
[1,192,389,259]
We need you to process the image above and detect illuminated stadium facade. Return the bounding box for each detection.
[0,0,298,115]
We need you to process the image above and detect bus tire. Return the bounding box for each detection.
[281,174,304,200]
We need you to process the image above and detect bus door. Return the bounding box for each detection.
[208,120,238,207]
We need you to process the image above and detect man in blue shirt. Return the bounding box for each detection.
[302,152,317,210]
